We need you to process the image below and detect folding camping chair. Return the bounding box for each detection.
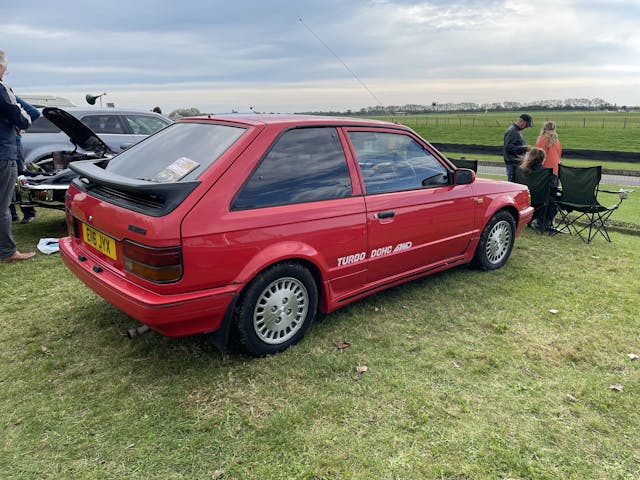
[555,165,629,243]
[514,166,556,234]
[450,158,478,172]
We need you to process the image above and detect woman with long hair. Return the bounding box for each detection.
[520,147,546,174]
[518,147,559,232]
[535,121,562,175]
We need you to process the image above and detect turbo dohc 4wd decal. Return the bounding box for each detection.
[337,241,413,266]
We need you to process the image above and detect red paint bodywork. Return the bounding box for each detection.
[60,114,533,338]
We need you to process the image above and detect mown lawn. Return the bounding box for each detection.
[366,110,640,152]
[2,209,639,479]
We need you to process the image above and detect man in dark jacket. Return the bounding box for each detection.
[9,96,41,223]
[503,113,533,182]
[0,50,36,262]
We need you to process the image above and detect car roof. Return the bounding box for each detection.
[48,106,170,119]
[177,113,409,130]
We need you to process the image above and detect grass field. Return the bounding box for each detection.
[367,110,640,228]
[2,209,639,479]
[445,151,640,173]
[365,110,640,152]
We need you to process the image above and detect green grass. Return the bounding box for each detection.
[2,209,640,479]
[446,151,640,172]
[365,110,640,152]
[473,169,639,227]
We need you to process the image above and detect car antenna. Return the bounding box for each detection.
[298,17,384,108]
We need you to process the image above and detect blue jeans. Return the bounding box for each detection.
[0,159,18,258]
[505,163,517,183]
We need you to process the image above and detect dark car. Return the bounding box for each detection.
[60,114,534,356]
[16,107,170,210]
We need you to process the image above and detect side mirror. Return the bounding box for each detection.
[455,168,475,185]
[120,143,134,150]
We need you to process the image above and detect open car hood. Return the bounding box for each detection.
[43,107,116,156]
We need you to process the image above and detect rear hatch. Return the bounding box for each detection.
[66,120,251,286]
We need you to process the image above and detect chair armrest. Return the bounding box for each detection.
[598,188,634,200]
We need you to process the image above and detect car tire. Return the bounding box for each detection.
[471,210,516,271]
[235,262,318,356]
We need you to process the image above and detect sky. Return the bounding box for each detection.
[2,0,640,114]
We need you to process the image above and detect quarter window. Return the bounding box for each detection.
[349,131,448,194]
[232,127,352,210]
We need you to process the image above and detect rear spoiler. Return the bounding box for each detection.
[70,159,200,216]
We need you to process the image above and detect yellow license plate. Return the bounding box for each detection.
[82,224,117,260]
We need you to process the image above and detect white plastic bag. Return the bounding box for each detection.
[37,238,59,255]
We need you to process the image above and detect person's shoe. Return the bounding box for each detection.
[1,250,36,263]
[20,216,36,224]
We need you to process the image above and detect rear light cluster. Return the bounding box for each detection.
[123,241,183,283]
[65,209,78,238]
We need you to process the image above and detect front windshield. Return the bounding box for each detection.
[106,122,246,182]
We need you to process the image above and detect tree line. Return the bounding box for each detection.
[304,98,638,116]
[169,98,638,119]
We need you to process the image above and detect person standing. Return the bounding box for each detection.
[14,96,40,223]
[503,113,533,182]
[0,50,36,262]
[535,121,562,176]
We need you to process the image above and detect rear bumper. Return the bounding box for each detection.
[59,237,241,337]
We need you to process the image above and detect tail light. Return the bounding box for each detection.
[123,241,183,283]
[65,209,78,237]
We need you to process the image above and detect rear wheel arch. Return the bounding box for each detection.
[233,259,323,356]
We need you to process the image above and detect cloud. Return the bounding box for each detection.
[3,0,639,111]
[0,23,72,39]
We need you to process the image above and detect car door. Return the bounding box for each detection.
[228,126,369,298]
[346,129,477,285]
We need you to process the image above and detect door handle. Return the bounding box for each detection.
[376,210,395,219]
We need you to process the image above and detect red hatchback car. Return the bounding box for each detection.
[60,114,533,355]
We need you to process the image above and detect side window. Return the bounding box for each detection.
[81,115,125,134]
[349,131,448,194]
[232,127,352,210]
[125,115,170,135]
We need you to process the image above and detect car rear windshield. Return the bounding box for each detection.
[105,122,246,183]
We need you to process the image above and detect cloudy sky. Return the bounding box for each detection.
[2,0,639,113]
